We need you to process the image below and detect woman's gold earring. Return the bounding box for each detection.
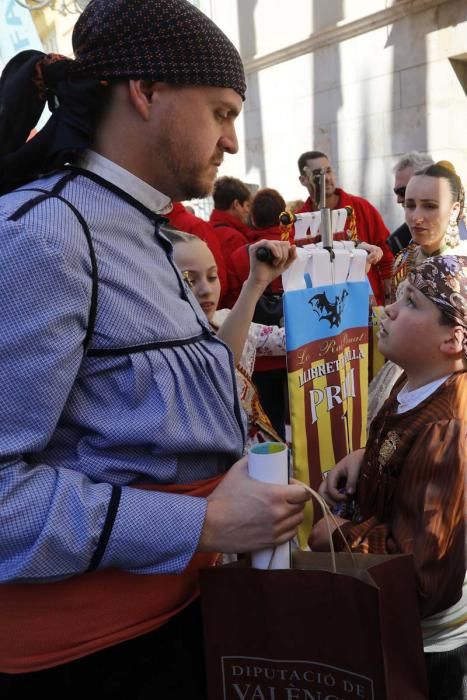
[446,215,460,247]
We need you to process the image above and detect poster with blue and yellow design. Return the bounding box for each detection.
[284,281,370,546]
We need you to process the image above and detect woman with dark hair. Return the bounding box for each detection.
[226,188,290,299]
[391,160,467,300]
[369,161,467,423]
[249,188,287,237]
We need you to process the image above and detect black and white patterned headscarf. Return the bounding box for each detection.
[0,0,245,193]
[72,0,246,97]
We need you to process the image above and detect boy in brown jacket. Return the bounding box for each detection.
[312,255,467,700]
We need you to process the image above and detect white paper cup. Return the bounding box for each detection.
[248,442,290,569]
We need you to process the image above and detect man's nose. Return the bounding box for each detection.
[219,125,238,154]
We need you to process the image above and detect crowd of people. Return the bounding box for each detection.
[0,0,465,698]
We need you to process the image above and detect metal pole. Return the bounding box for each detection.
[319,168,334,254]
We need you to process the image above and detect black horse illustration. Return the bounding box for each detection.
[308,289,349,328]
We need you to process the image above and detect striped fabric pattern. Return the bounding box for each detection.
[336,372,466,622]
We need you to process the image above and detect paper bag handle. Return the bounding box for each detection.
[300,484,357,573]
[265,484,356,573]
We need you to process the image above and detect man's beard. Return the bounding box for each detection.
[175,164,217,201]
[179,175,213,200]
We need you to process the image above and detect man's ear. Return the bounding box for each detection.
[298,174,306,187]
[440,326,465,356]
[128,80,157,120]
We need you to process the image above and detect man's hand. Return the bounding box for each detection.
[308,515,348,551]
[319,448,365,507]
[198,456,311,553]
[356,242,383,273]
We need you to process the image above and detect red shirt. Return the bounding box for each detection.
[209,209,251,265]
[167,202,228,306]
[297,188,393,304]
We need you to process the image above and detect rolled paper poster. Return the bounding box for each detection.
[248,442,290,569]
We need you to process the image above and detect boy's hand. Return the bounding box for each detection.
[319,448,365,506]
[198,456,311,553]
[247,240,296,292]
[308,515,348,551]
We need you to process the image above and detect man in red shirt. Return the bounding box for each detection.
[297,150,393,304]
[209,176,253,264]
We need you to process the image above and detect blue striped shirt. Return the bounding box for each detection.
[0,159,245,582]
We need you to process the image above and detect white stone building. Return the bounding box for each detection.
[10,0,467,229]
[199,0,467,230]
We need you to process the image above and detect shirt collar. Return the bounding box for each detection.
[79,150,173,215]
[396,374,451,413]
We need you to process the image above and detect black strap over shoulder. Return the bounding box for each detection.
[8,171,98,352]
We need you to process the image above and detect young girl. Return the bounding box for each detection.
[162,226,295,449]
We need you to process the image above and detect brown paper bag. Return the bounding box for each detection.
[200,552,428,700]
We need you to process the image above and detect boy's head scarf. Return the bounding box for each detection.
[0,0,245,193]
[408,255,467,358]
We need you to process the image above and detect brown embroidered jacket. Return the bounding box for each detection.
[334,371,466,618]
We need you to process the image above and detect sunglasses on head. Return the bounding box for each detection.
[393,186,406,198]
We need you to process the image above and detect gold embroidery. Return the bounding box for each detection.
[378,430,400,470]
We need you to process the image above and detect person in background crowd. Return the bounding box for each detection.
[226,188,289,439]
[297,150,393,305]
[0,0,310,696]
[165,227,290,449]
[388,151,434,254]
[166,200,229,305]
[316,255,467,700]
[286,198,305,214]
[209,175,253,263]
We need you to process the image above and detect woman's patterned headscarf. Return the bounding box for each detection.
[408,255,467,358]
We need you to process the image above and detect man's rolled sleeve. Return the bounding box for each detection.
[99,489,208,574]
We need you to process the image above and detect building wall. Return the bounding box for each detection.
[205,0,467,230]
[25,0,467,230]
[31,4,75,57]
